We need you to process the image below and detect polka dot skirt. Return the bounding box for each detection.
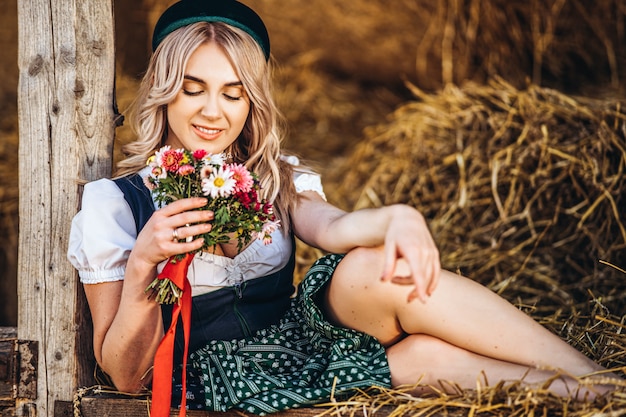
[175,254,391,415]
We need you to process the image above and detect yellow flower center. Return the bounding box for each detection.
[214,177,225,187]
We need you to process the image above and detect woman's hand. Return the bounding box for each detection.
[87,199,214,392]
[130,197,214,269]
[380,205,441,303]
[292,196,440,303]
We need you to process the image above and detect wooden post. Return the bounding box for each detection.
[17,0,116,415]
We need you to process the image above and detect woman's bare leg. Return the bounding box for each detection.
[324,246,618,396]
[386,334,611,399]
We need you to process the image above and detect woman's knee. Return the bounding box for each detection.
[388,334,457,367]
[331,246,385,289]
[324,246,405,343]
[386,334,468,386]
[327,246,399,308]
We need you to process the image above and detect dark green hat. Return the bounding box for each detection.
[152,0,270,60]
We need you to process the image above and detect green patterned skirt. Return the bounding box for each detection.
[179,253,392,415]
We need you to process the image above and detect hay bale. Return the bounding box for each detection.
[332,78,626,314]
[272,52,402,165]
[246,0,626,93]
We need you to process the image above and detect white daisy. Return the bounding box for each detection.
[201,166,236,198]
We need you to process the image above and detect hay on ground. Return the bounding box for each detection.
[296,78,626,415]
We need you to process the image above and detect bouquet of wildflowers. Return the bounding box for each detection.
[143,146,279,304]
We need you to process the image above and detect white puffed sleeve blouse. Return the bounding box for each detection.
[67,156,325,297]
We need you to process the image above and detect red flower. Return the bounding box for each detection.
[235,191,252,208]
[160,149,184,173]
[192,149,207,160]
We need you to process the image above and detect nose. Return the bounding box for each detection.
[200,93,222,119]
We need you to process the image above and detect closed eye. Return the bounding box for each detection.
[223,93,242,101]
[183,89,204,96]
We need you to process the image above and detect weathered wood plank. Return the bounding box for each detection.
[0,339,15,400]
[0,406,15,416]
[0,335,37,412]
[78,396,368,417]
[0,329,16,340]
[17,1,116,416]
[17,340,38,400]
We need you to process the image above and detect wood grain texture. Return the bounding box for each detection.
[78,396,369,417]
[17,0,116,415]
[0,333,37,413]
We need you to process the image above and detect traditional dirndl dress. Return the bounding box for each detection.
[174,254,392,415]
[68,173,392,415]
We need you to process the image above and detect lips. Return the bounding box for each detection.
[193,124,223,140]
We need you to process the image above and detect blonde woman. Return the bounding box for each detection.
[68,0,620,414]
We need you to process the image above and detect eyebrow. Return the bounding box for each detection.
[183,74,243,87]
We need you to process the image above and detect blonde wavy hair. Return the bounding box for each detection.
[116,22,296,232]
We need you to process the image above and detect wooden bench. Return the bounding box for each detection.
[77,395,350,417]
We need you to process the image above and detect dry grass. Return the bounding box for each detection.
[315,378,626,417]
[310,78,626,414]
[248,0,626,93]
[332,78,625,314]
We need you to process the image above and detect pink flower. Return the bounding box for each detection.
[262,220,280,234]
[228,163,254,193]
[143,176,157,190]
[200,165,214,179]
[257,220,280,245]
[177,164,195,176]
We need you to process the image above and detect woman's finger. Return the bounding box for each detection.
[169,236,205,253]
[158,197,208,215]
[171,222,212,243]
[380,241,399,282]
[426,255,441,296]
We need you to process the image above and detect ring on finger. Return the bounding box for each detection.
[172,228,179,241]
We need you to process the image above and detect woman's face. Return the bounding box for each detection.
[165,41,250,154]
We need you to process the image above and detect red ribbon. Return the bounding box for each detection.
[150,253,194,417]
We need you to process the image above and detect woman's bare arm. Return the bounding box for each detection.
[291,192,440,302]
